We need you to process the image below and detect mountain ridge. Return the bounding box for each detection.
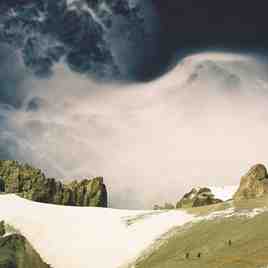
[0,160,107,207]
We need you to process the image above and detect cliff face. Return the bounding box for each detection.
[0,160,107,207]
[234,164,268,201]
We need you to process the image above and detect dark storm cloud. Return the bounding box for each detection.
[153,1,268,70]
[26,97,47,112]
[3,0,268,81]
[0,44,29,107]
[0,0,162,81]
[2,0,268,82]
[0,45,31,160]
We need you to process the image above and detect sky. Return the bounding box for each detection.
[1,1,268,209]
[154,1,268,65]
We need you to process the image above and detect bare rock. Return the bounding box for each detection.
[233,164,268,201]
[176,187,223,208]
[0,160,107,207]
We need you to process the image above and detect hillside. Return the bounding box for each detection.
[131,164,268,268]
[0,164,268,267]
[133,197,268,268]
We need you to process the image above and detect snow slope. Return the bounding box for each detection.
[210,185,238,201]
[0,194,194,268]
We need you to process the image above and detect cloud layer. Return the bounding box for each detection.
[1,50,268,209]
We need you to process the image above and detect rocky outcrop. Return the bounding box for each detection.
[0,233,51,268]
[233,164,268,201]
[153,203,175,210]
[176,187,223,208]
[0,160,107,207]
[0,221,5,237]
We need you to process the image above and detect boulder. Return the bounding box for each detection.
[233,164,268,201]
[193,195,223,207]
[176,187,223,208]
[0,160,108,207]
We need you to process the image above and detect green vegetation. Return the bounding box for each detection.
[186,201,232,216]
[134,197,268,268]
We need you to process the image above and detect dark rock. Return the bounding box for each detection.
[0,177,5,192]
[0,221,5,237]
[0,160,108,207]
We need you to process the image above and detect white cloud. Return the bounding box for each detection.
[1,52,268,209]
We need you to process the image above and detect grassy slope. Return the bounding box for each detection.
[135,196,268,268]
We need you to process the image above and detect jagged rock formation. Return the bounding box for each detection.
[0,160,107,207]
[176,187,223,208]
[233,164,268,201]
[0,233,51,268]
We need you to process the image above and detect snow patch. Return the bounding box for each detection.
[197,207,268,222]
[209,185,238,201]
[0,194,194,268]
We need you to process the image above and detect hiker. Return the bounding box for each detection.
[185,252,190,259]
[228,240,232,246]
[197,252,201,258]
